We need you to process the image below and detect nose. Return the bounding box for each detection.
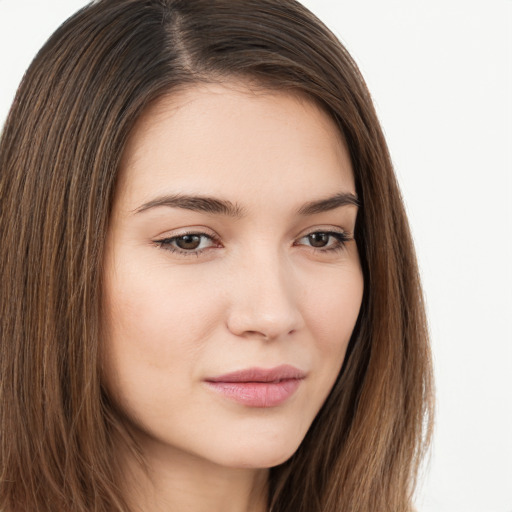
[225,250,304,341]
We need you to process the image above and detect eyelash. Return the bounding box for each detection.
[153,229,353,257]
[153,231,220,257]
[295,231,352,254]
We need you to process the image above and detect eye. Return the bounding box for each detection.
[154,232,219,255]
[296,230,351,252]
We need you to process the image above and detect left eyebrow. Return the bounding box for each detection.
[297,192,360,215]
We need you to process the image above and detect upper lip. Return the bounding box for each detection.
[205,364,306,383]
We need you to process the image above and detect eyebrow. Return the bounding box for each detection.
[134,194,246,217]
[297,192,360,215]
[134,191,359,217]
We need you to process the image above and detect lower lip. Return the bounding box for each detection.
[205,379,302,407]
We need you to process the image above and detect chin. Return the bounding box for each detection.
[206,435,303,470]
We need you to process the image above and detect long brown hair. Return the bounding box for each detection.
[0,1,434,510]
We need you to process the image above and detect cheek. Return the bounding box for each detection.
[100,258,225,410]
[105,261,219,354]
[303,260,363,345]
[300,259,364,387]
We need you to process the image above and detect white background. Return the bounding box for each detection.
[1,1,511,511]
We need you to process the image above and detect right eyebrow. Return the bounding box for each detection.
[133,194,246,218]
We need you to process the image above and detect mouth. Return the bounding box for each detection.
[204,365,306,408]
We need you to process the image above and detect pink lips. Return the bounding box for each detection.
[204,365,305,408]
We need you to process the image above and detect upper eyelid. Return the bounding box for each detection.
[297,226,352,239]
[153,226,352,241]
[154,227,219,240]
[155,227,348,238]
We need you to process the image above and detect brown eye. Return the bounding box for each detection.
[176,234,202,250]
[307,233,330,248]
[155,232,218,254]
[296,230,350,253]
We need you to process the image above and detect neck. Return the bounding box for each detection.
[119,434,269,512]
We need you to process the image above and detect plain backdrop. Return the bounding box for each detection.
[1,1,511,511]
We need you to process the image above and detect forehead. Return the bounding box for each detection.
[117,81,355,210]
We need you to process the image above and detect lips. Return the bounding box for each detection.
[204,365,305,408]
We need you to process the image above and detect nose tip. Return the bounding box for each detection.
[227,308,300,341]
[225,265,304,341]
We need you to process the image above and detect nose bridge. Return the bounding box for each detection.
[226,243,303,340]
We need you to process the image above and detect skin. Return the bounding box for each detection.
[102,81,364,512]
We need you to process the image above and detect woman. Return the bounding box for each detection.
[0,1,434,511]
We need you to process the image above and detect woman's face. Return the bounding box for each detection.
[102,82,364,469]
